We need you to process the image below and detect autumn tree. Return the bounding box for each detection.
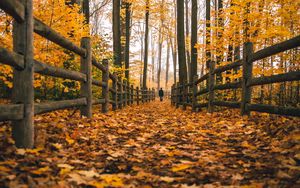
[190,0,197,81]
[124,1,132,80]
[113,0,122,67]
[177,0,188,84]
[142,0,150,89]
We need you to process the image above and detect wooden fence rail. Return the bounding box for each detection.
[0,2,155,148]
[171,35,300,117]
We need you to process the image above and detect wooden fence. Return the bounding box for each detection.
[171,35,300,117]
[0,0,155,148]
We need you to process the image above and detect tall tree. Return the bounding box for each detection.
[113,0,122,67]
[142,0,150,88]
[185,0,191,82]
[165,39,170,88]
[190,0,198,81]
[205,0,211,70]
[151,31,156,84]
[82,0,89,24]
[177,0,188,84]
[172,0,177,84]
[125,2,131,80]
[157,0,165,90]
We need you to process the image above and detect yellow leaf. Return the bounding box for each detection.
[52,143,63,150]
[100,174,124,187]
[0,166,11,172]
[31,166,50,175]
[65,133,75,145]
[172,164,191,172]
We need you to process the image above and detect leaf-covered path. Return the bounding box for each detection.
[0,100,299,187]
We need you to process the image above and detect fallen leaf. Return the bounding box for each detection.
[172,164,191,172]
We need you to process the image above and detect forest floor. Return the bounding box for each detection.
[0,100,299,188]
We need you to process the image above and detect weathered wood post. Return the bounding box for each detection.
[183,81,187,110]
[118,77,123,109]
[123,81,127,107]
[112,73,117,111]
[152,88,155,101]
[80,37,92,118]
[192,75,198,112]
[241,42,254,115]
[127,81,130,105]
[131,85,134,105]
[141,88,144,103]
[176,82,180,108]
[102,59,109,113]
[208,61,215,113]
[171,85,174,105]
[136,87,140,105]
[146,88,148,102]
[11,0,34,148]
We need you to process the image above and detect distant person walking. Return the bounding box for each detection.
[159,88,164,102]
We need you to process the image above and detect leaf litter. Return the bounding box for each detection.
[0,101,299,187]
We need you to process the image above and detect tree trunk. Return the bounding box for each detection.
[185,0,191,82]
[142,0,150,89]
[205,0,211,70]
[125,3,131,80]
[170,37,177,84]
[151,31,155,84]
[190,0,197,80]
[177,0,188,84]
[113,0,122,67]
[172,0,177,84]
[157,0,165,90]
[166,39,170,89]
[83,0,89,24]
[157,30,162,90]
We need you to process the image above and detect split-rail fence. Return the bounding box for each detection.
[0,0,155,148]
[171,36,300,117]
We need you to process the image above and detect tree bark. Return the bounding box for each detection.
[113,0,122,67]
[185,0,191,82]
[142,0,149,88]
[125,2,131,80]
[157,0,164,90]
[83,0,89,24]
[166,39,170,88]
[190,0,198,81]
[157,30,162,90]
[177,0,188,84]
[172,0,177,84]
[151,31,155,84]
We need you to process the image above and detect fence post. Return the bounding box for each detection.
[118,77,123,109]
[152,88,155,101]
[102,59,109,113]
[241,42,254,115]
[147,88,149,102]
[11,0,34,148]
[208,61,215,113]
[131,85,134,105]
[80,37,92,118]
[123,81,127,107]
[127,81,130,105]
[136,87,140,105]
[112,73,117,111]
[171,85,174,105]
[176,82,180,108]
[192,75,198,112]
[183,81,187,110]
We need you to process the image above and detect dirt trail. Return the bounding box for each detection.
[0,100,299,187]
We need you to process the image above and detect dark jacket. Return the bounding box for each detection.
[159,89,164,97]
